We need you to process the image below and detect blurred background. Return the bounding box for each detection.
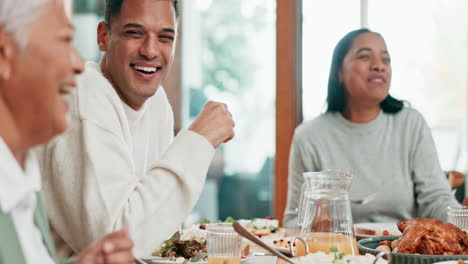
[73,0,467,224]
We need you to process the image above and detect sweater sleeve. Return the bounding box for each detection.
[42,120,215,256]
[410,115,460,220]
[283,129,319,228]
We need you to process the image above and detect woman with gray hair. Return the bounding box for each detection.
[0,0,134,263]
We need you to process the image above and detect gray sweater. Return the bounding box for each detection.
[283,107,460,228]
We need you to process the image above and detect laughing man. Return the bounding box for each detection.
[37,0,235,259]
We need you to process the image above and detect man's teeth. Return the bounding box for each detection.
[370,78,384,83]
[133,65,157,73]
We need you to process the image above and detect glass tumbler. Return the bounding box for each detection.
[447,206,468,231]
[206,223,242,264]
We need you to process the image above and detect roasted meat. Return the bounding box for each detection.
[396,218,468,255]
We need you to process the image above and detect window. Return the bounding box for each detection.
[182,0,276,222]
[73,0,103,62]
[368,0,467,172]
[302,0,360,121]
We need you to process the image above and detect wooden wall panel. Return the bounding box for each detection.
[163,0,183,133]
[275,0,302,226]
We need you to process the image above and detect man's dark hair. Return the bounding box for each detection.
[105,0,179,27]
[326,28,404,114]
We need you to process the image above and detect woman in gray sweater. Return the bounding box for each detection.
[283,28,460,228]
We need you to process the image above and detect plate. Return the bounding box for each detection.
[434,260,466,264]
[358,235,468,264]
[263,236,296,255]
[140,252,254,264]
[263,237,292,254]
[354,222,401,240]
[138,256,185,264]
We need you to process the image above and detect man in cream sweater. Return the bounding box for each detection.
[37,0,235,259]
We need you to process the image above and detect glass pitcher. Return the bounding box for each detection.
[295,170,358,256]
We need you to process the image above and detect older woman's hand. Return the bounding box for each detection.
[73,226,134,264]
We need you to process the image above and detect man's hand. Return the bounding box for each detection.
[189,101,235,148]
[73,227,134,264]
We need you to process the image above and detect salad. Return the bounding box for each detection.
[153,226,207,259]
[153,216,268,260]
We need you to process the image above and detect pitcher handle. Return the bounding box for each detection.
[289,236,309,257]
[373,251,391,264]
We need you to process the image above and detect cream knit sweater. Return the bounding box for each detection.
[36,62,214,258]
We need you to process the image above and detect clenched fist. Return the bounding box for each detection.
[189,101,235,148]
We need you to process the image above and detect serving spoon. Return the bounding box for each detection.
[232,221,299,264]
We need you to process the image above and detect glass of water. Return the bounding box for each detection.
[206,223,242,264]
[447,206,468,231]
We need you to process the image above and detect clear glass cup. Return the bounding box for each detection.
[206,223,242,264]
[447,206,468,231]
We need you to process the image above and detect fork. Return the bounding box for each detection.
[189,252,207,262]
[351,192,377,205]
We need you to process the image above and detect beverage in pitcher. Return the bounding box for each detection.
[295,170,358,257]
[295,232,358,256]
[208,256,240,264]
[306,232,358,254]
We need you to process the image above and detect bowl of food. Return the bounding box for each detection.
[358,218,468,264]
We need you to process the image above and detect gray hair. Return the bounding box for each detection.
[0,0,57,49]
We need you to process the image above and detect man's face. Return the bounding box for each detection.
[0,0,83,147]
[99,0,177,110]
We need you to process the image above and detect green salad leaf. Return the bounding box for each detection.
[224,216,235,223]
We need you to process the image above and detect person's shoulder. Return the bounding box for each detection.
[294,112,336,140]
[385,107,430,139]
[148,86,170,106]
[70,62,127,131]
[146,86,173,116]
[75,61,119,100]
[391,107,427,126]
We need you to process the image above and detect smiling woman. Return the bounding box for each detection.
[327,29,401,120]
[284,28,461,228]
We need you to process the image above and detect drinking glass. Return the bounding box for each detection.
[447,206,468,232]
[206,223,242,264]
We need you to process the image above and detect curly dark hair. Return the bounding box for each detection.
[105,0,179,27]
[326,28,403,114]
